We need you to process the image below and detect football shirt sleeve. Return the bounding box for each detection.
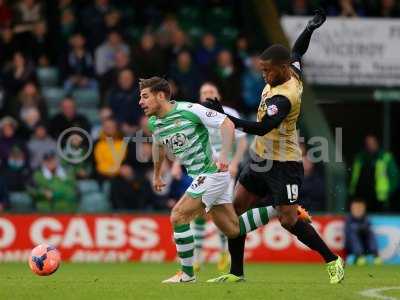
[188,103,227,129]
[227,95,291,136]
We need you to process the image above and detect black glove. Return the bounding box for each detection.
[201,98,225,114]
[307,9,326,31]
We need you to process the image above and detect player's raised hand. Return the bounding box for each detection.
[153,176,166,192]
[202,98,225,114]
[307,8,326,31]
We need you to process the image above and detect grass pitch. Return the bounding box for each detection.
[1,263,400,300]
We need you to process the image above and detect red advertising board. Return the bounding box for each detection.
[0,214,345,263]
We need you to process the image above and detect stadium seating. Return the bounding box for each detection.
[9,192,33,212]
[79,192,110,212]
[72,89,100,109]
[37,67,59,87]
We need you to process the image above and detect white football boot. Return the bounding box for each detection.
[162,271,196,283]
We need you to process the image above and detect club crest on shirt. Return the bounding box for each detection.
[206,110,217,117]
[267,104,278,116]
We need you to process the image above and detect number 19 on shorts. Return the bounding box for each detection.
[286,184,298,203]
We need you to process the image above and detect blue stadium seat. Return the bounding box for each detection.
[78,180,100,194]
[9,192,33,212]
[37,67,59,87]
[78,108,100,124]
[79,192,110,212]
[72,89,99,108]
[42,87,66,105]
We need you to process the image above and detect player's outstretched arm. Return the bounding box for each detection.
[291,9,326,62]
[231,96,291,136]
[202,97,291,136]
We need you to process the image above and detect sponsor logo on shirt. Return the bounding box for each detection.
[267,104,278,116]
[206,110,217,117]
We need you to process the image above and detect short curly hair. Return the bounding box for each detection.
[139,77,171,100]
[260,44,290,64]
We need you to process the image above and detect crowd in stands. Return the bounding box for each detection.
[0,0,398,214]
[0,0,266,213]
[276,0,400,17]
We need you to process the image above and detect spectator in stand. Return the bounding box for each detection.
[110,164,153,210]
[94,118,126,181]
[18,107,41,139]
[195,33,220,74]
[212,49,242,108]
[58,0,74,13]
[241,54,264,113]
[104,9,123,33]
[49,97,91,138]
[168,29,190,61]
[80,0,113,49]
[235,36,251,71]
[345,198,382,265]
[0,146,31,193]
[0,27,18,67]
[349,134,399,212]
[106,69,141,128]
[133,33,166,78]
[91,106,113,140]
[27,122,56,169]
[29,151,76,212]
[13,81,47,120]
[100,49,134,101]
[299,154,326,211]
[156,15,179,49]
[59,7,76,47]
[0,175,9,212]
[95,30,129,76]
[13,0,45,36]
[380,0,400,17]
[0,116,27,162]
[338,0,366,17]
[0,0,12,28]
[169,50,201,100]
[62,33,97,93]
[30,21,52,66]
[290,0,312,15]
[59,133,92,180]
[2,52,36,96]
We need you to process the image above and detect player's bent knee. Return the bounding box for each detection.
[170,207,185,226]
[278,214,298,230]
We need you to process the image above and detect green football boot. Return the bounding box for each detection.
[206,273,245,283]
[326,256,345,284]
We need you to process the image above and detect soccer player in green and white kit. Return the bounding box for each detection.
[192,82,248,272]
[139,77,274,283]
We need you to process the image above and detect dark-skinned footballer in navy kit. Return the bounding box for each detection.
[205,10,345,284]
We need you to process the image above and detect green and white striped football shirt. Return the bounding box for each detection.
[148,101,227,178]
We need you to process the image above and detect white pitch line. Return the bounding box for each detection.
[359,287,400,300]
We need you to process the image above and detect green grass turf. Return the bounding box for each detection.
[1,263,400,300]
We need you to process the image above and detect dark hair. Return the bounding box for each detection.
[139,76,171,100]
[260,44,290,64]
[351,198,366,205]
